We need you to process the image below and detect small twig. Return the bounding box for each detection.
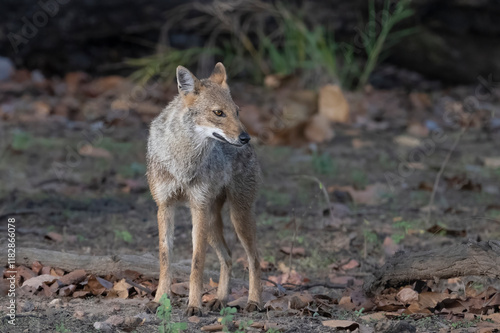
[292,175,333,227]
[125,278,153,295]
[261,278,279,288]
[425,126,468,225]
[0,209,43,220]
[289,209,297,272]
[280,282,346,290]
[2,314,40,321]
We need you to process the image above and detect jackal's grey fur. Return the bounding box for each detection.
[146,63,262,316]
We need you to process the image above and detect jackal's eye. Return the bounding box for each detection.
[213,110,225,117]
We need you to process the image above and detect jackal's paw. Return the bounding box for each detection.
[244,301,261,313]
[186,306,202,317]
[145,301,160,314]
[207,298,226,312]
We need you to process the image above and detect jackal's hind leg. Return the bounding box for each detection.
[229,199,262,312]
[207,196,232,311]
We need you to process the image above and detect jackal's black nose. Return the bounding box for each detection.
[239,132,251,145]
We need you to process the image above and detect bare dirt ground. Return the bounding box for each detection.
[1,72,500,332]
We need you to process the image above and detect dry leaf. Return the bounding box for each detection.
[279,246,305,256]
[188,316,201,323]
[110,279,132,299]
[360,312,387,321]
[41,266,52,275]
[407,122,429,137]
[86,275,109,296]
[171,282,190,296]
[329,183,389,206]
[397,288,418,304]
[352,138,374,149]
[59,284,76,296]
[322,320,359,330]
[59,269,86,286]
[483,157,500,168]
[394,135,422,148]
[16,265,37,282]
[319,84,350,123]
[31,261,43,275]
[484,313,500,324]
[227,296,248,309]
[21,274,58,292]
[289,292,313,309]
[383,236,400,257]
[268,269,307,286]
[79,144,112,159]
[341,259,359,271]
[264,296,290,311]
[73,290,90,298]
[304,113,334,143]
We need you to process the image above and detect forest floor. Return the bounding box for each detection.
[1,70,500,332]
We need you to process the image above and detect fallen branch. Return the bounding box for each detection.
[365,240,500,295]
[0,247,192,280]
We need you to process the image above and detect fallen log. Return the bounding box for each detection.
[365,240,500,295]
[0,247,198,281]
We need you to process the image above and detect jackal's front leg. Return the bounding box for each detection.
[155,203,175,302]
[186,205,209,316]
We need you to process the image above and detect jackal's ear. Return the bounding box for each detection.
[209,62,227,86]
[176,66,200,95]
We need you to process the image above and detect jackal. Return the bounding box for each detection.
[147,63,261,316]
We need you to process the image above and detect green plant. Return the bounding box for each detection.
[265,328,281,333]
[156,294,187,333]
[235,319,254,333]
[128,0,414,90]
[312,152,337,176]
[363,229,379,258]
[449,318,481,329]
[114,230,133,243]
[11,130,32,151]
[356,0,415,89]
[350,169,368,188]
[353,308,364,318]
[260,188,291,207]
[128,47,219,84]
[258,4,340,82]
[391,219,417,244]
[55,322,70,333]
[220,307,237,332]
[487,209,500,219]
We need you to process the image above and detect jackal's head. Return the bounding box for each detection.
[176,63,250,147]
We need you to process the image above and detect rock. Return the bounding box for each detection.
[49,299,62,307]
[21,301,35,313]
[104,315,125,326]
[135,312,155,323]
[281,90,317,129]
[93,321,113,331]
[304,113,334,143]
[0,57,15,81]
[318,84,350,123]
[31,70,46,84]
[74,311,85,319]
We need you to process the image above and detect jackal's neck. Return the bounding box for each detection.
[148,96,216,183]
